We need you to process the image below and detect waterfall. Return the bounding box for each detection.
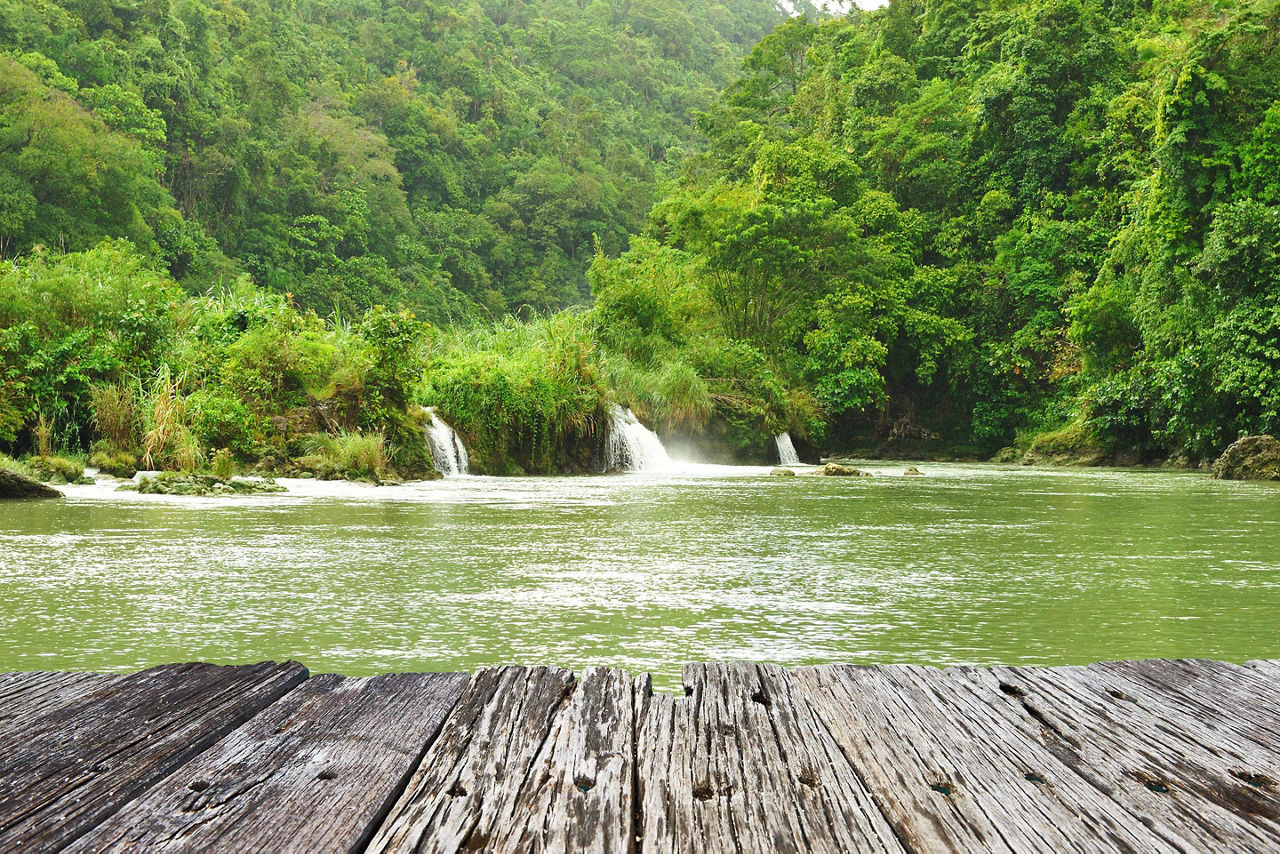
[424,409,470,476]
[775,432,801,466]
[605,404,672,472]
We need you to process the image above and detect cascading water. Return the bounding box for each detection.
[424,408,470,476]
[775,432,801,466]
[605,403,672,472]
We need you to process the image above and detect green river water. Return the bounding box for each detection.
[1,462,1278,692]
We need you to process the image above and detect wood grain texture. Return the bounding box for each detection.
[500,667,635,852]
[2,658,1280,852]
[70,671,469,853]
[1244,659,1280,681]
[0,660,306,850]
[636,661,903,853]
[365,665,578,853]
[0,670,119,737]
[794,664,1176,852]
[986,662,1280,849]
[1087,659,1280,765]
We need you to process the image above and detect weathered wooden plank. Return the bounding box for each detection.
[636,661,903,853]
[1085,659,1280,764]
[0,671,120,737]
[1245,659,1280,681]
[365,665,577,853]
[794,664,1177,852]
[69,671,469,853]
[986,663,1280,849]
[0,660,307,850]
[1099,659,1280,732]
[499,667,635,852]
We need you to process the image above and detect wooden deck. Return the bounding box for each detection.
[2,659,1280,851]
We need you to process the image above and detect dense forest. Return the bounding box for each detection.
[2,0,1279,478]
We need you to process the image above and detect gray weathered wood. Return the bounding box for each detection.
[1086,659,1280,765]
[70,671,469,853]
[0,660,307,850]
[500,667,635,852]
[1,657,1279,852]
[1245,659,1280,681]
[986,663,1280,848]
[0,670,120,737]
[636,661,903,853]
[365,665,578,853]
[795,664,1178,852]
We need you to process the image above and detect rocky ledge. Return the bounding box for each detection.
[0,468,63,500]
[1213,435,1280,481]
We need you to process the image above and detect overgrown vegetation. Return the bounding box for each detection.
[3,0,1280,471]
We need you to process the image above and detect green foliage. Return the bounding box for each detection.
[5,0,1280,468]
[640,0,1280,460]
[298,431,391,482]
[423,311,606,474]
[0,240,182,448]
[26,453,84,483]
[0,0,789,314]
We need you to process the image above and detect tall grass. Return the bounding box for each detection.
[89,382,140,451]
[302,431,390,479]
[423,310,608,473]
[140,366,201,471]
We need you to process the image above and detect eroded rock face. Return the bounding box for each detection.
[1212,435,1280,481]
[816,463,871,477]
[0,469,63,499]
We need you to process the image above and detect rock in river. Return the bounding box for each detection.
[770,467,797,476]
[816,463,871,477]
[0,468,63,499]
[1212,435,1280,481]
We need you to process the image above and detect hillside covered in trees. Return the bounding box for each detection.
[2,0,1279,477]
[1,0,806,315]
[633,0,1280,465]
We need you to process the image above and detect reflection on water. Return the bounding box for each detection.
[1,463,1278,692]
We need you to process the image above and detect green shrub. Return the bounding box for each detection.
[185,390,255,459]
[298,431,390,481]
[26,454,85,483]
[88,450,139,478]
[208,448,237,479]
[423,312,607,474]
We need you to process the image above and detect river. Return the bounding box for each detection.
[2,462,1277,692]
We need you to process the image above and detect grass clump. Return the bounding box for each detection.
[25,455,85,484]
[294,431,392,481]
[88,450,139,478]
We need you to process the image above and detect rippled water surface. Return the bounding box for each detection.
[2,463,1278,691]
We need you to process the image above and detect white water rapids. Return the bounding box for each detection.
[424,409,470,476]
[604,404,672,472]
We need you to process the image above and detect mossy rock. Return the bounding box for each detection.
[1020,422,1106,467]
[128,472,288,496]
[0,468,63,499]
[816,463,871,477]
[1212,435,1280,481]
[89,451,139,479]
[27,455,85,483]
[904,466,924,476]
[770,467,796,476]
